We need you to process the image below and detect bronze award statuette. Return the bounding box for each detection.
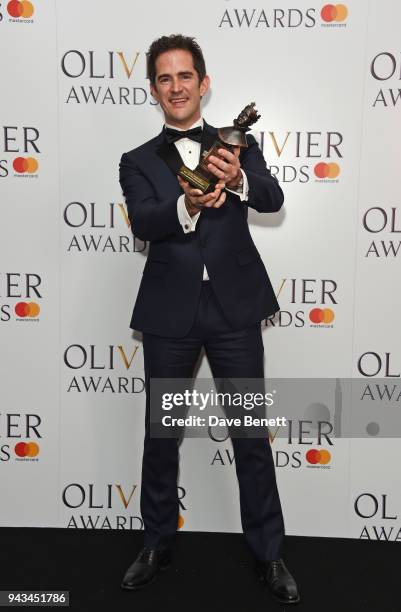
[178,102,261,194]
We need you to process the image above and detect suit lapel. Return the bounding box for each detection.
[156,129,185,178]
[200,122,218,158]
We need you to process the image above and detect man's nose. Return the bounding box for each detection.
[170,78,183,93]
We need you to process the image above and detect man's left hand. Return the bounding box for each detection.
[207,147,242,190]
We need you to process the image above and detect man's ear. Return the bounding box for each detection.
[150,83,159,102]
[200,75,210,98]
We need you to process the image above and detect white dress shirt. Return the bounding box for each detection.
[165,117,249,280]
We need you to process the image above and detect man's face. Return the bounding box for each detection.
[150,49,210,129]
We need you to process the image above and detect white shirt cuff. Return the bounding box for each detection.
[177,194,201,233]
[226,169,249,202]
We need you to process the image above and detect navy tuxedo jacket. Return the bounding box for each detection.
[119,121,283,338]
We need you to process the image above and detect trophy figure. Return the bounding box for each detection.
[178,102,261,194]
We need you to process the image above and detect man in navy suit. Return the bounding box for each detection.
[119,34,300,605]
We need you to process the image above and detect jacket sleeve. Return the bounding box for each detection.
[119,152,182,242]
[240,134,284,213]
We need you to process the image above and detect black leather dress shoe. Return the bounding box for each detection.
[255,558,300,604]
[121,547,171,591]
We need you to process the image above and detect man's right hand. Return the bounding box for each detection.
[177,176,226,217]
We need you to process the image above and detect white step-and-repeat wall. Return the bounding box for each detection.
[1,0,400,542]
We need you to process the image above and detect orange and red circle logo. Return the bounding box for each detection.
[321,4,348,22]
[15,442,39,457]
[15,302,40,318]
[306,449,331,464]
[309,308,335,324]
[7,1,34,18]
[13,157,39,174]
[314,162,340,179]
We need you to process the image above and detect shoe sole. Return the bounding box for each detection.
[272,594,301,605]
[120,562,171,591]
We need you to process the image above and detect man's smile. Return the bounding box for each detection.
[170,98,189,107]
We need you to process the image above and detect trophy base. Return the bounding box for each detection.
[178,165,215,194]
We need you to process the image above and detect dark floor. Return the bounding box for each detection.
[0,528,398,611]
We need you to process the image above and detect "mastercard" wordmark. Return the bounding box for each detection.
[15,442,39,458]
[7,0,34,18]
[314,162,340,179]
[13,157,39,174]
[15,302,40,318]
[309,308,335,324]
[321,4,348,22]
[306,449,331,464]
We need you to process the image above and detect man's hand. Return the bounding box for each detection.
[177,176,226,216]
[207,146,242,190]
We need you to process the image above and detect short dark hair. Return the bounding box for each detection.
[147,34,206,85]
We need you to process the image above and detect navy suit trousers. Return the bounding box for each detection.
[141,281,285,561]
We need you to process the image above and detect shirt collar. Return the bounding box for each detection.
[165,117,204,131]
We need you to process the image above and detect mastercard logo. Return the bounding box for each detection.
[13,157,39,174]
[15,442,39,458]
[306,449,331,465]
[15,302,40,318]
[314,162,340,179]
[7,0,34,18]
[178,514,184,529]
[309,308,334,324]
[321,4,348,22]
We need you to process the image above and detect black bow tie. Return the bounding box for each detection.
[165,126,203,144]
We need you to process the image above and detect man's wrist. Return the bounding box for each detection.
[185,194,201,217]
[226,169,243,191]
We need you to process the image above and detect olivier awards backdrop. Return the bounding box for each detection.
[1,0,400,543]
